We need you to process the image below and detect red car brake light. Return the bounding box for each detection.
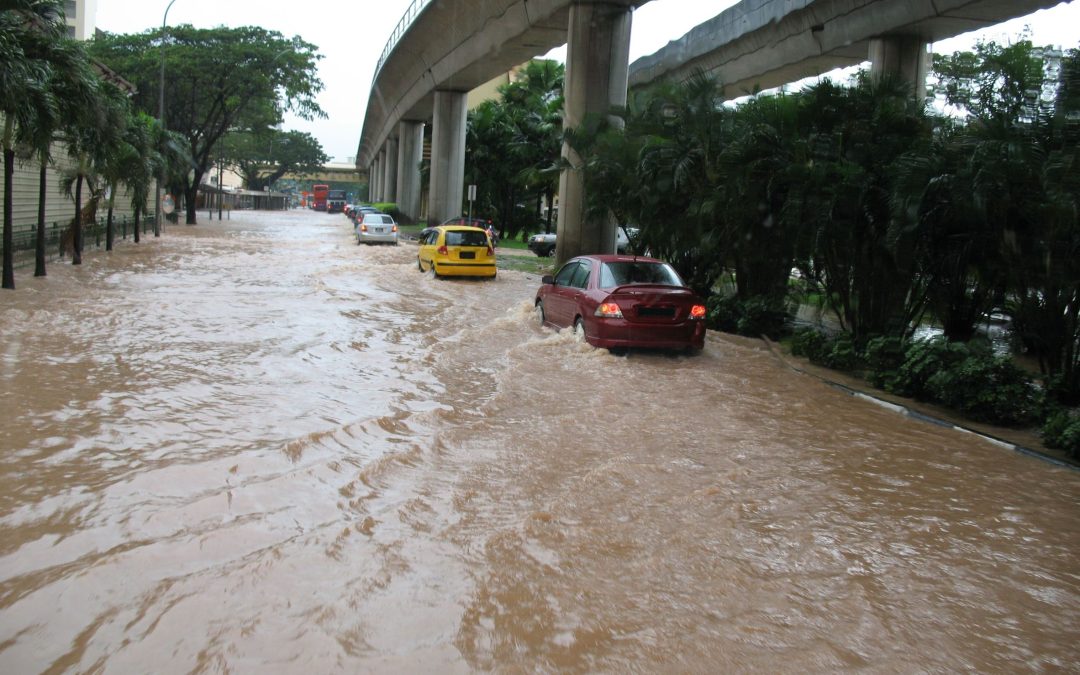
[690,304,706,319]
[595,302,624,318]
[437,245,448,255]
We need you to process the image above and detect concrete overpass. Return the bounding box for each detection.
[357,0,1068,263]
[628,0,1067,99]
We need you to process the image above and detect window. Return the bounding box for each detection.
[599,261,683,288]
[444,230,488,247]
[553,261,580,286]
[569,262,590,289]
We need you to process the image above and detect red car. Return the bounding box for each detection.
[534,255,707,352]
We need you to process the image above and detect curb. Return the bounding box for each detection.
[760,338,1079,471]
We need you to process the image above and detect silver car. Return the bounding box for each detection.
[356,213,399,245]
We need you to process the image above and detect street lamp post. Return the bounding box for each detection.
[156,0,179,236]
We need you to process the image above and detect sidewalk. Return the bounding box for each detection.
[761,337,1079,470]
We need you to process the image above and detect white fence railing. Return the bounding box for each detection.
[375,0,435,80]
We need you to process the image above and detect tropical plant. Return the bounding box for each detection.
[1,0,65,287]
[90,25,325,224]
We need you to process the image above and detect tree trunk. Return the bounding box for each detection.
[73,173,83,266]
[3,147,14,289]
[184,182,200,224]
[133,204,141,244]
[35,162,46,277]
[106,182,115,252]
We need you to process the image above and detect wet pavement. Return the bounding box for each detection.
[1,209,1078,673]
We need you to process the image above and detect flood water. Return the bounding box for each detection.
[1,210,1078,673]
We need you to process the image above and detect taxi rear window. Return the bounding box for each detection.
[445,231,488,247]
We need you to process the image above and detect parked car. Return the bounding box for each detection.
[528,232,556,257]
[534,254,706,352]
[440,216,498,245]
[417,226,496,279]
[356,212,399,245]
[527,227,639,257]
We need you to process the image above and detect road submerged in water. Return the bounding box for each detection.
[1,210,1078,673]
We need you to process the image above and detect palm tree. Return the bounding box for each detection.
[119,114,165,245]
[25,36,99,276]
[60,75,128,265]
[1,0,66,288]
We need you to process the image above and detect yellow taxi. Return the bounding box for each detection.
[417,226,496,279]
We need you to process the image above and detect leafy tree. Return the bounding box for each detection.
[933,40,1080,400]
[1,0,66,288]
[792,75,932,345]
[504,60,564,233]
[90,25,324,224]
[223,128,328,190]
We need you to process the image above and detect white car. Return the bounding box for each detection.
[528,227,638,256]
[356,213,398,245]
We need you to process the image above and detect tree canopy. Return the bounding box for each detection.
[89,25,325,223]
[222,128,329,191]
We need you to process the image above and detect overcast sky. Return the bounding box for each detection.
[95,0,1080,163]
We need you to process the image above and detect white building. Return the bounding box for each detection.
[63,0,98,39]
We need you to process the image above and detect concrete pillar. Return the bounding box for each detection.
[869,35,928,101]
[383,137,399,204]
[370,159,379,202]
[555,2,633,266]
[428,90,468,226]
[397,120,424,222]
[377,150,388,202]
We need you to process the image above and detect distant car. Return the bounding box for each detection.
[534,254,706,352]
[351,205,381,224]
[417,226,496,279]
[527,227,639,257]
[356,212,398,245]
[528,232,556,257]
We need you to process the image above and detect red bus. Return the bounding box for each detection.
[311,184,329,211]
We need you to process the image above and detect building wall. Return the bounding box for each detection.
[65,0,98,40]
[9,146,145,231]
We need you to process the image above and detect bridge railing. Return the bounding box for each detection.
[375,0,434,81]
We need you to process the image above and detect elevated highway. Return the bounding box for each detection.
[628,0,1066,99]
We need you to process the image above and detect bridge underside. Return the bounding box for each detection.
[628,0,1066,96]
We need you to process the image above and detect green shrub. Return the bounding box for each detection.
[706,295,788,339]
[790,328,828,361]
[864,336,905,389]
[706,295,739,334]
[1042,409,1080,458]
[889,338,974,399]
[789,329,861,371]
[820,334,860,371]
[926,355,1037,426]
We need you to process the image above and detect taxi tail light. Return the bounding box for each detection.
[690,304,706,319]
[486,243,494,256]
[437,245,448,255]
[595,302,624,318]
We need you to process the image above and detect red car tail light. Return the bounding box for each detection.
[595,302,624,318]
[437,245,448,255]
[689,304,706,319]
[361,224,368,232]
[486,244,494,256]
[392,225,398,232]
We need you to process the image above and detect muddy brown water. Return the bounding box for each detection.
[1,210,1078,673]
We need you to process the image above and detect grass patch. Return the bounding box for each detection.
[497,253,554,275]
